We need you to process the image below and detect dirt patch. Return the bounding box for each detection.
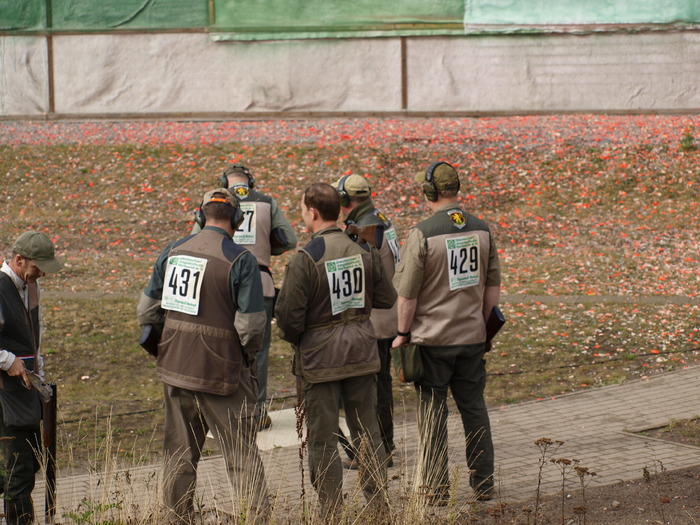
[482,464,700,524]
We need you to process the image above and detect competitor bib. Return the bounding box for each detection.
[384,226,401,264]
[162,255,208,315]
[446,235,480,290]
[325,254,365,315]
[234,203,256,245]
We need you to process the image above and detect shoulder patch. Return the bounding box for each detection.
[303,237,327,262]
[374,209,391,227]
[447,209,467,229]
[230,184,250,199]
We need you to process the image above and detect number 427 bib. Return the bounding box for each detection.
[162,255,208,315]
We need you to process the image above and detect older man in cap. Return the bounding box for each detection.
[1,231,63,524]
[392,162,501,503]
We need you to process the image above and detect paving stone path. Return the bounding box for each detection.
[29,365,700,521]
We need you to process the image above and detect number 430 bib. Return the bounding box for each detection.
[325,254,365,315]
[162,255,208,315]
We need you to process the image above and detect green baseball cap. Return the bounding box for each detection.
[414,162,460,191]
[13,231,63,273]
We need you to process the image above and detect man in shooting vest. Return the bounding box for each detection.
[275,183,396,521]
[193,164,297,430]
[333,174,400,466]
[139,189,270,522]
[0,231,63,525]
[392,162,501,503]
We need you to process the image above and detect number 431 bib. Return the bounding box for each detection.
[162,255,208,315]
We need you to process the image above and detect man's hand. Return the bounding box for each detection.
[7,358,30,389]
[392,334,411,348]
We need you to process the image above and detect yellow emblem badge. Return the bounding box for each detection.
[449,210,466,228]
[232,185,249,198]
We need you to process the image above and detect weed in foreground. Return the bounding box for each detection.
[572,465,596,525]
[533,437,563,525]
[642,447,669,525]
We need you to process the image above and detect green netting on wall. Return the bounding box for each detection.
[464,0,699,26]
[0,0,46,30]
[1,0,698,35]
[0,0,209,31]
[211,0,465,40]
[211,0,700,40]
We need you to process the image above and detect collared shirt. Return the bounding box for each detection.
[0,260,44,373]
[1,260,28,308]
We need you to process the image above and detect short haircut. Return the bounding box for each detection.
[303,183,340,222]
[349,195,370,205]
[439,189,459,199]
[203,200,236,223]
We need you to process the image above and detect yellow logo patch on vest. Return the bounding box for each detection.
[375,210,389,225]
[448,209,466,229]
[231,184,249,199]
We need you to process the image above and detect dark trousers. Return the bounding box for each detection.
[376,337,395,454]
[162,377,269,523]
[254,296,274,417]
[1,422,41,525]
[341,337,395,460]
[303,375,388,520]
[415,343,494,497]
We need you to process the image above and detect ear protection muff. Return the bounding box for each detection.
[194,198,244,231]
[423,161,456,202]
[337,175,350,207]
[231,203,244,231]
[218,165,254,189]
[194,205,205,229]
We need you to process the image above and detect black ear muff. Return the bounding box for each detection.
[194,204,206,228]
[423,162,446,202]
[218,174,229,188]
[337,175,350,207]
[231,204,244,231]
[196,196,243,231]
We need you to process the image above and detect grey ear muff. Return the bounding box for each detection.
[337,175,350,207]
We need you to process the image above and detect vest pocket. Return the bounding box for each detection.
[157,327,242,394]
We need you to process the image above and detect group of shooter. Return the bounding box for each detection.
[0,160,500,524]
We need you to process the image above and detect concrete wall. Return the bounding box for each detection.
[1,30,699,118]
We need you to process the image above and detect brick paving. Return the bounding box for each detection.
[29,365,700,521]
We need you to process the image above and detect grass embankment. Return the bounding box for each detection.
[1,118,698,472]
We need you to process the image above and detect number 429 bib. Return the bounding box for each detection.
[325,254,365,315]
[162,255,208,315]
[446,235,480,290]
